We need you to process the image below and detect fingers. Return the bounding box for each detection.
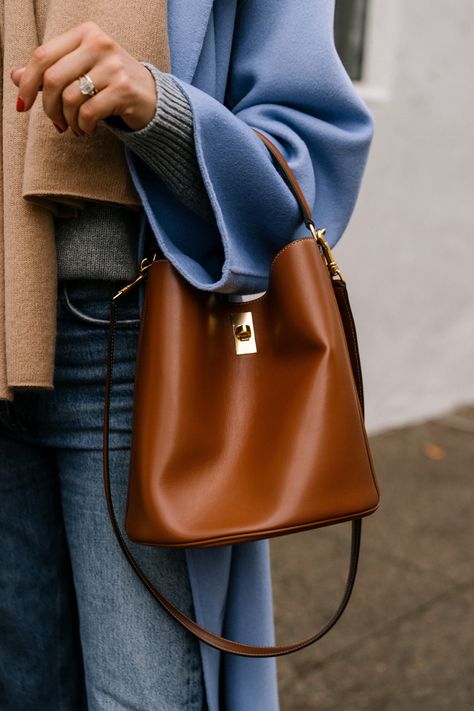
[75,85,126,135]
[53,55,146,135]
[10,21,154,137]
[41,47,98,131]
[59,65,116,135]
[45,71,126,137]
[16,21,105,112]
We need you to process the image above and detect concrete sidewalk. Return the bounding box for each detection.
[271,406,474,710]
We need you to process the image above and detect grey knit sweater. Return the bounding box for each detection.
[55,63,213,281]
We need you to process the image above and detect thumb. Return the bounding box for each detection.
[10,67,26,87]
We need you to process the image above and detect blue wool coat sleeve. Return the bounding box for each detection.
[125,0,373,295]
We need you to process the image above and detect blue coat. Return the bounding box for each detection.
[125,1,374,709]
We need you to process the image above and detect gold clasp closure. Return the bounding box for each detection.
[231,312,257,354]
[308,224,344,281]
[113,254,158,301]
[235,324,252,342]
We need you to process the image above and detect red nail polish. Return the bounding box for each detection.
[16,96,25,112]
[53,123,66,134]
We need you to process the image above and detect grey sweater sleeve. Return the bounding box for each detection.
[103,62,215,224]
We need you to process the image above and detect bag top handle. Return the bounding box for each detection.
[253,129,343,280]
[252,128,315,229]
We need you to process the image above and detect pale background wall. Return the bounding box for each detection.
[333,0,474,433]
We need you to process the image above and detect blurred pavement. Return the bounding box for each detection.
[271,406,474,710]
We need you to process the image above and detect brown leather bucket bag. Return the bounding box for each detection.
[103,130,380,657]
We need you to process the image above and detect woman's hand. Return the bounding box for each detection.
[10,21,157,136]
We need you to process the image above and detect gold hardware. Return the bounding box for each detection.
[231,312,257,354]
[308,224,344,281]
[235,324,252,341]
[113,254,158,300]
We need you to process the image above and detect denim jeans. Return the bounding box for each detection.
[0,279,205,711]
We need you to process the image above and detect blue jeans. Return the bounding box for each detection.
[0,279,205,711]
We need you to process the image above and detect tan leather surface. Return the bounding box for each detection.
[125,237,379,547]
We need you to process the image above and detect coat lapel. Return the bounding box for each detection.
[167,0,214,82]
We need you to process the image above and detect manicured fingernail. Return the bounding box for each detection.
[16,96,25,112]
[53,123,66,133]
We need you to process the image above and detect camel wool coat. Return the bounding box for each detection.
[124,1,374,709]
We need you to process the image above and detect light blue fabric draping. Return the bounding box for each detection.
[124,2,374,708]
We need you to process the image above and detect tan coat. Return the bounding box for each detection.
[0,0,170,399]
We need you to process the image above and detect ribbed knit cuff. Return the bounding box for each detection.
[103,63,214,224]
